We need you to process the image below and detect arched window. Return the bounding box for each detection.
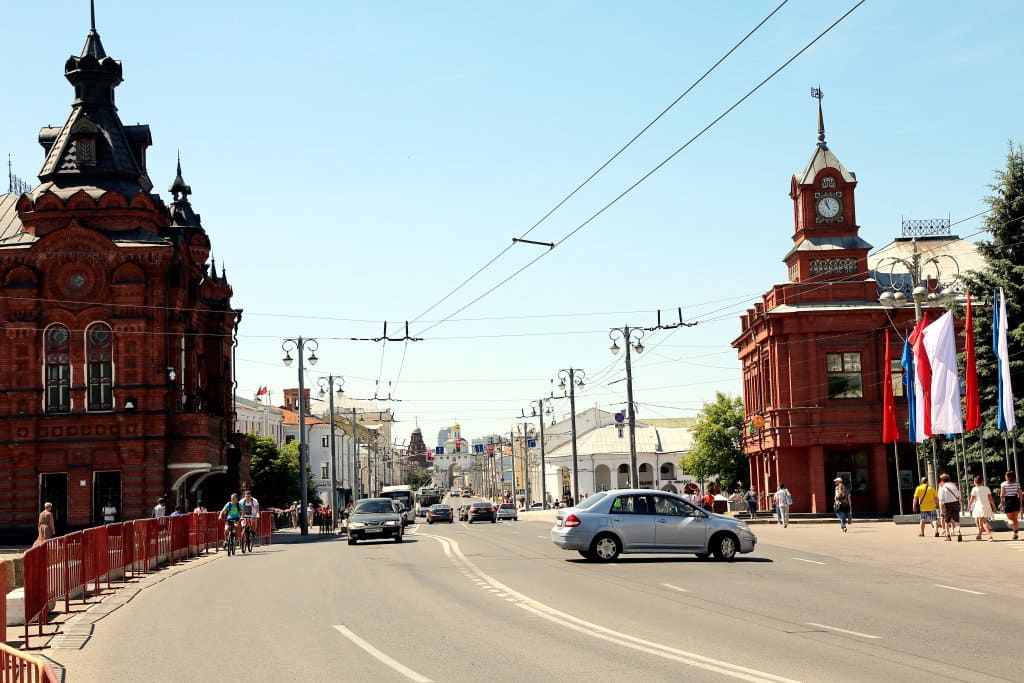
[660,462,676,480]
[86,323,113,411]
[44,325,71,413]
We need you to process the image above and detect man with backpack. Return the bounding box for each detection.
[219,493,243,548]
[912,477,940,537]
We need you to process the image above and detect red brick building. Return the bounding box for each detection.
[0,22,241,537]
[733,105,918,515]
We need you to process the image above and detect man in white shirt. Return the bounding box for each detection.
[240,491,261,546]
[937,474,962,541]
[102,500,117,524]
[152,498,166,517]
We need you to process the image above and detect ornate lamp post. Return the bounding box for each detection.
[610,327,645,488]
[282,336,318,535]
[317,374,344,517]
[556,368,586,505]
[877,232,961,489]
[530,398,553,506]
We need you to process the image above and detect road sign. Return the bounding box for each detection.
[527,439,537,448]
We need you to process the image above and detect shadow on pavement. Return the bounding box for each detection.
[567,555,773,564]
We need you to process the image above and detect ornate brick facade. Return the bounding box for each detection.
[0,21,241,538]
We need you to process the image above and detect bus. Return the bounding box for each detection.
[416,487,443,516]
[379,485,416,526]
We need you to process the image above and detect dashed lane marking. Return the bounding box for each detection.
[332,625,433,682]
[933,584,986,595]
[661,583,688,593]
[792,558,827,565]
[805,622,882,639]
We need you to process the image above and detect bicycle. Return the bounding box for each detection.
[241,518,256,554]
[225,520,239,556]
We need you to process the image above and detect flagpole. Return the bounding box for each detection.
[978,428,987,484]
[1013,427,1020,477]
[893,441,904,515]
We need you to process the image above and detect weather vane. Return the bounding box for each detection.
[811,86,823,100]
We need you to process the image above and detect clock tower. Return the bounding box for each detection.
[784,94,871,283]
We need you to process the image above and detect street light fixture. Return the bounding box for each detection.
[317,374,345,519]
[282,336,319,535]
[530,398,551,507]
[609,325,645,488]
[555,368,586,505]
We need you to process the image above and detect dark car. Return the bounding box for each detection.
[426,504,454,524]
[467,501,496,523]
[347,498,404,544]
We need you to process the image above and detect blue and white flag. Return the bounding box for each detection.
[901,331,924,442]
[994,287,1017,431]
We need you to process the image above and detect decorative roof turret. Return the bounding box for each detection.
[168,157,205,234]
[169,153,191,201]
[795,88,855,185]
[35,1,153,197]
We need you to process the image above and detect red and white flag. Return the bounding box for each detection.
[255,385,268,400]
[908,314,932,439]
[922,311,963,434]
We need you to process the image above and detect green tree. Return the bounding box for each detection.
[248,436,317,508]
[959,141,1024,479]
[680,393,746,491]
[405,469,433,490]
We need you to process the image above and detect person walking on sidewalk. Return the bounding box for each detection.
[968,475,996,541]
[34,502,56,546]
[912,477,940,537]
[1000,471,1021,540]
[773,484,792,528]
[834,478,851,532]
[937,474,962,541]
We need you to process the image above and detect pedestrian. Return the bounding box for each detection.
[35,502,56,546]
[912,477,940,537]
[745,490,757,519]
[170,505,183,516]
[152,497,167,517]
[937,473,962,542]
[773,484,792,528]
[102,499,117,524]
[968,475,996,542]
[193,500,208,514]
[999,471,1021,540]
[833,477,851,532]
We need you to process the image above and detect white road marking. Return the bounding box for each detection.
[536,536,548,539]
[792,557,827,565]
[662,583,688,593]
[332,625,434,682]
[422,533,800,683]
[933,584,986,595]
[805,622,881,639]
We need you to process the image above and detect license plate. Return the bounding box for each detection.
[364,528,381,533]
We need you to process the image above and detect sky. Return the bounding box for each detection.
[2,1,1022,448]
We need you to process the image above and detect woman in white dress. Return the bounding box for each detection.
[968,475,996,541]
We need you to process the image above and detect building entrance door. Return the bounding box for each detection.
[93,471,122,524]
[40,473,68,535]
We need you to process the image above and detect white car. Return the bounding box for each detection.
[496,503,518,521]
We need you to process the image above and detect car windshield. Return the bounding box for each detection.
[471,502,491,508]
[575,492,608,510]
[354,500,394,514]
[499,504,514,510]
[432,505,450,510]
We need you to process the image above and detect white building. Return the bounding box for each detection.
[541,417,696,504]
[234,395,284,445]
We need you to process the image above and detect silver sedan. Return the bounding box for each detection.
[550,489,757,561]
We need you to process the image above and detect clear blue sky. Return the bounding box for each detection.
[3,1,1021,446]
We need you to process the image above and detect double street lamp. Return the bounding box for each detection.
[317,374,345,519]
[556,368,585,505]
[610,326,644,488]
[282,336,318,535]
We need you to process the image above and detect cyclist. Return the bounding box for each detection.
[239,490,261,546]
[219,493,243,549]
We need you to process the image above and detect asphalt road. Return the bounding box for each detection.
[50,508,1023,682]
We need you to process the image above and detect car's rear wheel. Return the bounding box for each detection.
[348,538,357,546]
[577,550,590,559]
[711,533,738,561]
[394,533,403,543]
[590,534,621,562]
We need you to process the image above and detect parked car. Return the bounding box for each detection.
[496,503,517,521]
[467,501,496,523]
[347,498,404,545]
[550,489,757,562]
[426,504,454,524]
[529,502,547,511]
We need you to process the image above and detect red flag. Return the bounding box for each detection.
[908,313,932,438]
[255,385,268,399]
[964,291,981,432]
[882,328,900,442]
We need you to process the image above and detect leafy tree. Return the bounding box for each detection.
[405,469,433,490]
[680,393,745,491]
[959,141,1024,481]
[248,435,317,507]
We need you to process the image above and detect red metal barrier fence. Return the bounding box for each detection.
[1,642,58,682]
[16,511,235,649]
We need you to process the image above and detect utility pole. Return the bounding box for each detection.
[557,368,585,505]
[317,375,343,516]
[610,327,644,488]
[350,407,359,500]
[537,398,548,507]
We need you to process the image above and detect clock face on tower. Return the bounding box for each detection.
[816,196,841,219]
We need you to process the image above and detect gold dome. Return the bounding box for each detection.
[451,423,461,430]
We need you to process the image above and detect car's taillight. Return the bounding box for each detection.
[563,514,581,528]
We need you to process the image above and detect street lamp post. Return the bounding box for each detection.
[282,336,319,535]
[610,327,645,488]
[317,375,344,518]
[556,368,586,505]
[530,398,552,506]
[878,236,961,489]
